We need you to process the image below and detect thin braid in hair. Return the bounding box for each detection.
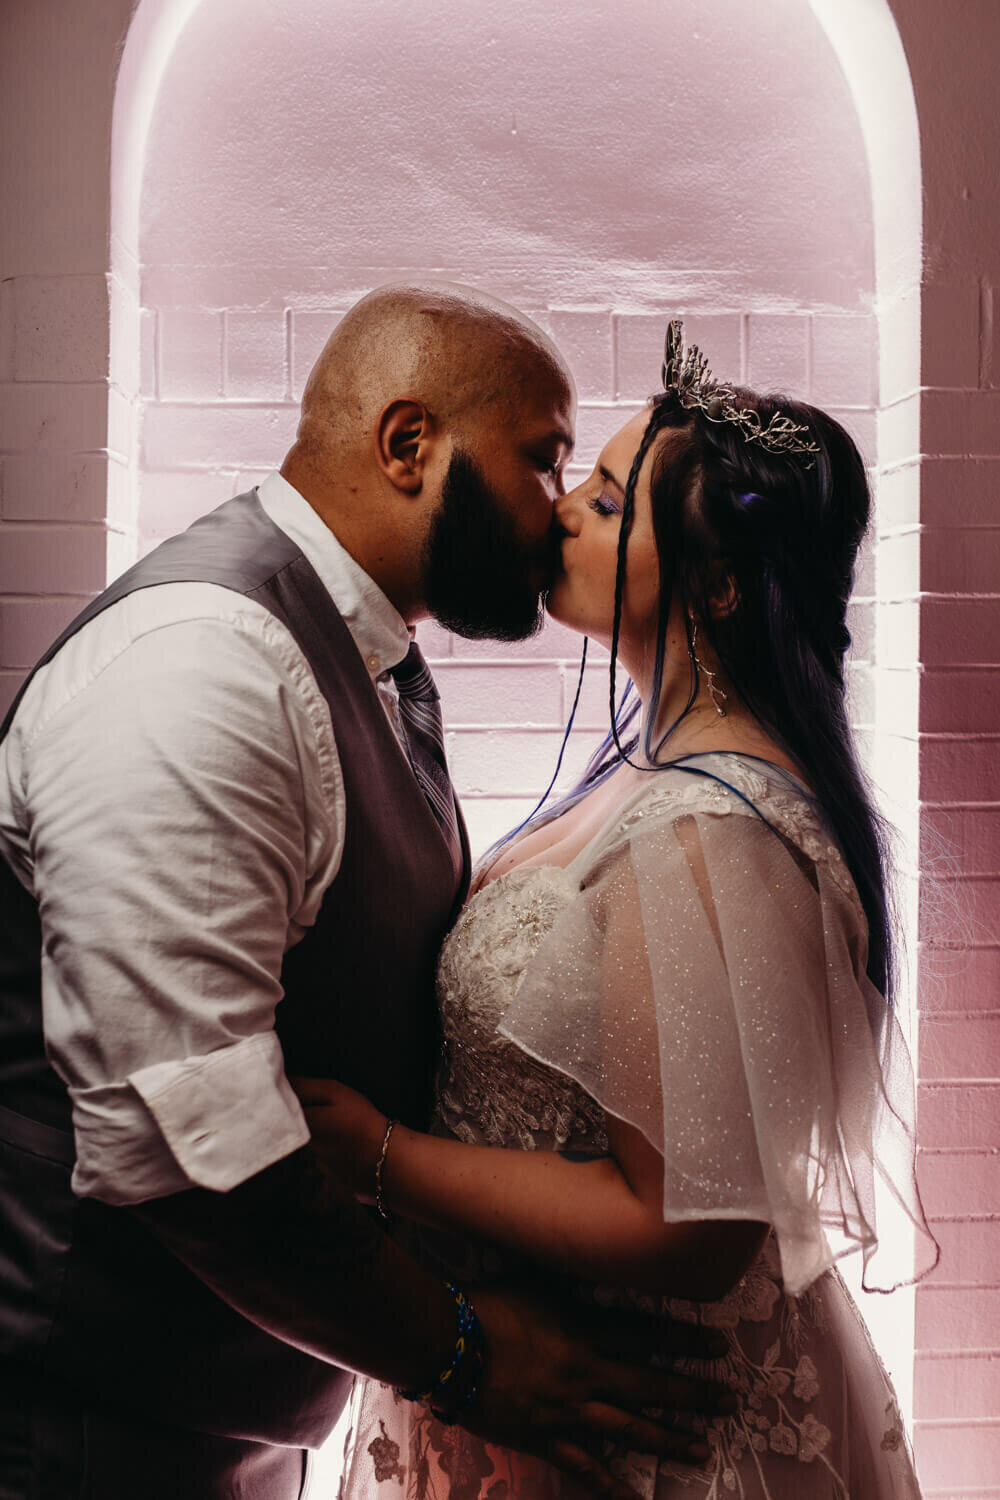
[608,404,673,769]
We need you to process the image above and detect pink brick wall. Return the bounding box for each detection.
[892,2,1000,1486]
[0,286,122,717]
[0,0,137,717]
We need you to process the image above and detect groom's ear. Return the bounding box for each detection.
[375,399,436,495]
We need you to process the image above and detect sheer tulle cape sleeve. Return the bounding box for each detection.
[497,784,939,1297]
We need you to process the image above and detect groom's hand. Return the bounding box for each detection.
[460,1282,732,1497]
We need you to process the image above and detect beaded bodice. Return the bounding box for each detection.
[432,760,861,1162]
[434,863,608,1153]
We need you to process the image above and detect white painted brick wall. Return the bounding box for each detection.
[547,310,613,401]
[158,308,223,400]
[131,293,880,860]
[290,311,344,398]
[224,310,287,401]
[746,311,809,392]
[811,312,876,407]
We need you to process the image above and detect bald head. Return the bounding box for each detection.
[292,282,571,465]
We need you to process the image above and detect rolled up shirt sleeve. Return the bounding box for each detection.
[15,590,344,1204]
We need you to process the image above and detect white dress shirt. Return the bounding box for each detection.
[0,471,412,1205]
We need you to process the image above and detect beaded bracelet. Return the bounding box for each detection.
[395,1281,486,1424]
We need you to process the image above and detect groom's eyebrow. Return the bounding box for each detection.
[545,428,574,455]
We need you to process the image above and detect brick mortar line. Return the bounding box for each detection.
[914,1418,1000,1428]
[918,1077,1000,1086]
[918,451,1000,461]
[0,520,114,532]
[0,448,116,458]
[447,660,602,670]
[917,894,1000,906]
[920,1146,1000,1156]
[880,452,1000,469]
[923,1488,1000,1497]
[920,1080,1000,1088]
[874,595,1000,604]
[921,1016,1000,1026]
[921,1010,1000,1020]
[923,1492,1000,1499]
[0,449,115,461]
[917,1350,1000,1360]
[449,725,604,734]
[905,525,1000,534]
[925,1214,1000,1224]
[140,396,654,411]
[890,731,1000,741]
[0,594,91,603]
[0,379,111,389]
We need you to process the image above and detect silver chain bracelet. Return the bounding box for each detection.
[374,1118,397,1225]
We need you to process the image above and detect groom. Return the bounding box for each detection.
[0,284,726,1498]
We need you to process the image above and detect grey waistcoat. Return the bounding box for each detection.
[0,490,469,1446]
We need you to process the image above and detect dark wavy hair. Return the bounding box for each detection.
[522,386,895,1004]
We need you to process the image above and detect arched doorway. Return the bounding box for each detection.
[108,0,924,1460]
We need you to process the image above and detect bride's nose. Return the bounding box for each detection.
[554,486,585,537]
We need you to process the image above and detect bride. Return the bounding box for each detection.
[295,324,937,1497]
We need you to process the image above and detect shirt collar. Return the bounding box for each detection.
[256,470,412,680]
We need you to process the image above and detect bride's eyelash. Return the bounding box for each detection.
[588,491,622,517]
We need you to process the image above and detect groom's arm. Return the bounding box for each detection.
[22,610,341,1207]
[134,1144,729,1482]
[132,1145,464,1390]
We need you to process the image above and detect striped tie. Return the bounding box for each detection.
[390,642,463,868]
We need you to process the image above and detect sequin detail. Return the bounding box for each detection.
[436,866,607,1153]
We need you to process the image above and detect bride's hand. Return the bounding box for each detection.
[288,1076,387,1201]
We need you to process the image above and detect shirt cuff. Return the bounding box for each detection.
[71,1031,310,1203]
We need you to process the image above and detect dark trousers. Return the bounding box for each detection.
[0,1366,312,1500]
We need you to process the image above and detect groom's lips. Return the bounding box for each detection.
[537,536,565,588]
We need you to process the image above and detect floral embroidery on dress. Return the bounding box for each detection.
[655,1238,851,1495]
[368,1419,406,1485]
[881,1400,905,1452]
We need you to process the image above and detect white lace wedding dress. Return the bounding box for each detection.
[337,757,934,1499]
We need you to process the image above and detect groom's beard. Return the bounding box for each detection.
[423,449,555,642]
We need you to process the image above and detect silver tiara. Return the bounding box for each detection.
[661,319,821,464]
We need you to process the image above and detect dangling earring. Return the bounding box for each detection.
[690,619,728,717]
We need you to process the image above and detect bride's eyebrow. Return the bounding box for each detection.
[599,463,627,492]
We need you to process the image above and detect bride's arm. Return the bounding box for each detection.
[294,1079,767,1302]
